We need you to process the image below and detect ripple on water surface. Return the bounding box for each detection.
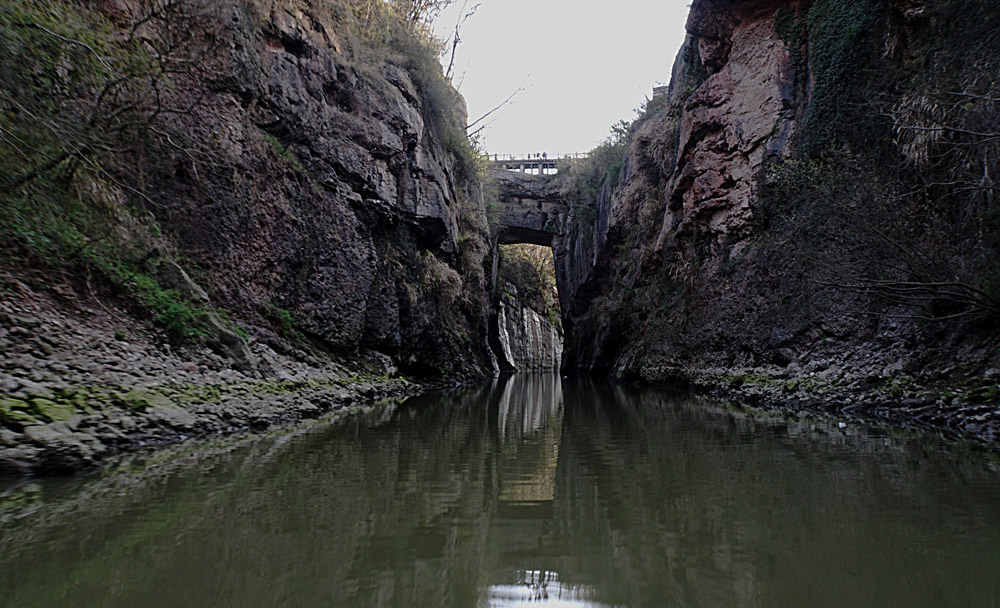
[1,374,1000,607]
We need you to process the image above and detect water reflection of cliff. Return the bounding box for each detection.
[2,375,1000,608]
[496,373,562,442]
[495,373,562,505]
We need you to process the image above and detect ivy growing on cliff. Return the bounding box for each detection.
[757,0,1000,323]
[774,6,806,101]
[680,36,709,99]
[801,0,886,155]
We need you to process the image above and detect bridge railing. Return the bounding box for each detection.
[488,153,590,162]
[489,152,590,175]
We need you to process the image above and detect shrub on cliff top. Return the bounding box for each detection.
[349,0,455,40]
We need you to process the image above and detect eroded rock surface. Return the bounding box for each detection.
[141,0,491,377]
[493,171,570,247]
[659,8,796,253]
[494,286,562,372]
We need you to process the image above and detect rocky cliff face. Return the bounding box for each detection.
[0,0,508,471]
[657,0,797,254]
[1,0,501,379]
[494,285,562,372]
[560,0,1000,436]
[138,0,493,377]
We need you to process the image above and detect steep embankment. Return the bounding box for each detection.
[0,0,495,474]
[561,0,1000,440]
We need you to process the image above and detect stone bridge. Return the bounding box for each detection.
[490,168,588,319]
[489,159,604,324]
[491,169,569,246]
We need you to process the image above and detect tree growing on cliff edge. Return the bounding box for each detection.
[396,0,455,29]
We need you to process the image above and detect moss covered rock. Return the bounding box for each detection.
[0,397,39,427]
[29,398,77,423]
[114,390,174,412]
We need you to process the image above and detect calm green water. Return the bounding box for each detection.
[2,374,1000,607]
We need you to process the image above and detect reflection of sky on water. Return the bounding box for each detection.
[484,570,618,608]
[486,377,620,607]
[4,375,1000,607]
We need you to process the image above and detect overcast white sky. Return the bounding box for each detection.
[434,1,691,156]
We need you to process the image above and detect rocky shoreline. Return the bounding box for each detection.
[0,276,448,477]
[646,365,1000,446]
[0,372,427,477]
[4,269,998,476]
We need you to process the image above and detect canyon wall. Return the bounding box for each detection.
[140,0,495,377]
[561,0,1000,419]
[4,0,999,468]
[0,0,514,471]
[2,0,499,381]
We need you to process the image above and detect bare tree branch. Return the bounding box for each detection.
[443,0,479,82]
[467,80,527,131]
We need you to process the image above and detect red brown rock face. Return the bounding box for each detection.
[658,0,798,255]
